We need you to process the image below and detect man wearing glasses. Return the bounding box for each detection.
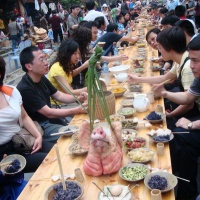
[17,46,88,143]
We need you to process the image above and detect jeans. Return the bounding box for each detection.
[11,35,21,51]
[53,28,63,43]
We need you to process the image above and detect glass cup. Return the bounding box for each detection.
[156,142,164,156]
[74,168,84,182]
[151,189,162,200]
[147,92,155,104]
[155,105,163,113]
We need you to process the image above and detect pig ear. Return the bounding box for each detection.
[111,121,123,148]
[78,120,91,150]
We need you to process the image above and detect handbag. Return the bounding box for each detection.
[12,121,44,154]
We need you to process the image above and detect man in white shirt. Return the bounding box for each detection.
[84,1,109,26]
[94,16,106,40]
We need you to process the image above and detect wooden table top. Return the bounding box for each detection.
[17,27,175,200]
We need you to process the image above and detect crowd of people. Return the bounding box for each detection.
[1,0,200,199]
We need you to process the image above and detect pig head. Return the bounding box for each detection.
[78,121,123,176]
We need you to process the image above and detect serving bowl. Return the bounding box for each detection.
[58,125,79,137]
[109,65,130,75]
[110,87,127,97]
[145,111,165,124]
[121,119,138,129]
[123,91,140,99]
[68,143,88,155]
[123,136,146,151]
[134,68,145,74]
[0,154,26,175]
[121,129,137,140]
[129,84,143,92]
[144,171,178,192]
[119,163,148,182]
[120,99,133,107]
[109,114,125,122]
[117,107,135,118]
[150,65,162,72]
[128,148,154,163]
[44,180,84,200]
[113,73,128,82]
[150,133,174,143]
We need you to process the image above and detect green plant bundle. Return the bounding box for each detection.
[86,46,111,131]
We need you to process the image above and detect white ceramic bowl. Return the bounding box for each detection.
[109,65,130,75]
[114,73,128,82]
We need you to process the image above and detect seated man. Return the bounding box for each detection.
[95,23,139,55]
[161,15,180,29]
[94,16,107,40]
[152,34,200,200]
[17,46,87,142]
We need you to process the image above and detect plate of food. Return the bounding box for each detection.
[121,118,138,129]
[150,57,160,62]
[144,111,165,124]
[120,99,133,107]
[109,87,127,97]
[98,184,132,200]
[57,125,79,137]
[150,66,162,72]
[134,68,145,74]
[119,163,148,182]
[109,114,125,122]
[123,92,140,99]
[117,107,136,118]
[121,129,137,140]
[144,171,178,192]
[123,136,146,151]
[0,154,26,175]
[128,148,154,163]
[129,84,143,92]
[148,128,174,143]
[68,143,88,155]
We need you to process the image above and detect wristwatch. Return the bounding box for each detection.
[188,122,193,130]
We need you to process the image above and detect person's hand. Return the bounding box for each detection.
[78,92,88,102]
[118,30,123,35]
[175,117,191,129]
[76,102,88,114]
[119,54,128,61]
[166,110,173,118]
[31,136,42,154]
[128,74,139,83]
[83,60,89,68]
[152,83,166,97]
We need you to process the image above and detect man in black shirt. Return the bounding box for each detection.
[17,46,87,142]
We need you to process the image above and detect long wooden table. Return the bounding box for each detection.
[18,28,175,200]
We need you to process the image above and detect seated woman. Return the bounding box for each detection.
[0,56,53,172]
[48,39,88,106]
[0,155,27,199]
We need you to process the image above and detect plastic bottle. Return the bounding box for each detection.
[113,42,121,65]
[101,61,110,85]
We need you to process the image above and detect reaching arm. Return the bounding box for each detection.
[120,35,139,43]
[21,106,42,154]
[101,54,128,63]
[72,60,89,77]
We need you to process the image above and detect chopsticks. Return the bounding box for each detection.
[92,182,111,200]
[176,176,190,182]
[50,129,78,136]
[172,132,190,134]
[0,161,12,167]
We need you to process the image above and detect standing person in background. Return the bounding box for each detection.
[110,3,119,23]
[58,8,65,21]
[195,0,200,28]
[185,0,196,21]
[8,16,21,51]
[39,14,48,32]
[67,5,80,37]
[16,14,25,37]
[121,0,129,15]
[49,10,63,44]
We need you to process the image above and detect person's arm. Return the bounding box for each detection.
[72,60,89,77]
[20,106,42,154]
[37,103,87,118]
[120,35,139,43]
[128,71,176,84]
[54,76,87,95]
[101,54,128,63]
[176,117,200,130]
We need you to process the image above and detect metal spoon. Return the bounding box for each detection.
[92,182,111,200]
[121,184,139,199]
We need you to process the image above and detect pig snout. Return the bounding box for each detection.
[91,127,106,140]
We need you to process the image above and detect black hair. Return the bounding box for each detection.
[175,5,186,17]
[116,14,123,22]
[161,15,180,26]
[0,56,6,85]
[146,28,161,42]
[82,21,98,29]
[20,46,39,72]
[175,20,195,37]
[70,4,80,12]
[156,27,186,53]
[187,34,200,50]
[86,1,95,11]
[11,16,16,21]
[106,23,118,32]
[159,8,168,15]
[94,16,105,28]
[79,20,88,26]
[52,10,57,14]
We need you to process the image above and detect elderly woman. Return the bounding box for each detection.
[0,56,53,172]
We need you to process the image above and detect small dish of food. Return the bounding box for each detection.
[123,92,140,99]
[58,125,79,137]
[150,57,160,62]
[68,143,88,155]
[117,107,135,118]
[123,137,146,151]
[128,148,154,163]
[110,87,127,97]
[150,65,162,72]
[144,171,178,192]
[121,129,137,140]
[119,163,148,182]
[0,154,26,175]
[120,99,133,107]
[134,68,145,74]
[109,114,125,122]
[144,111,165,124]
[121,119,138,129]
[129,84,143,92]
